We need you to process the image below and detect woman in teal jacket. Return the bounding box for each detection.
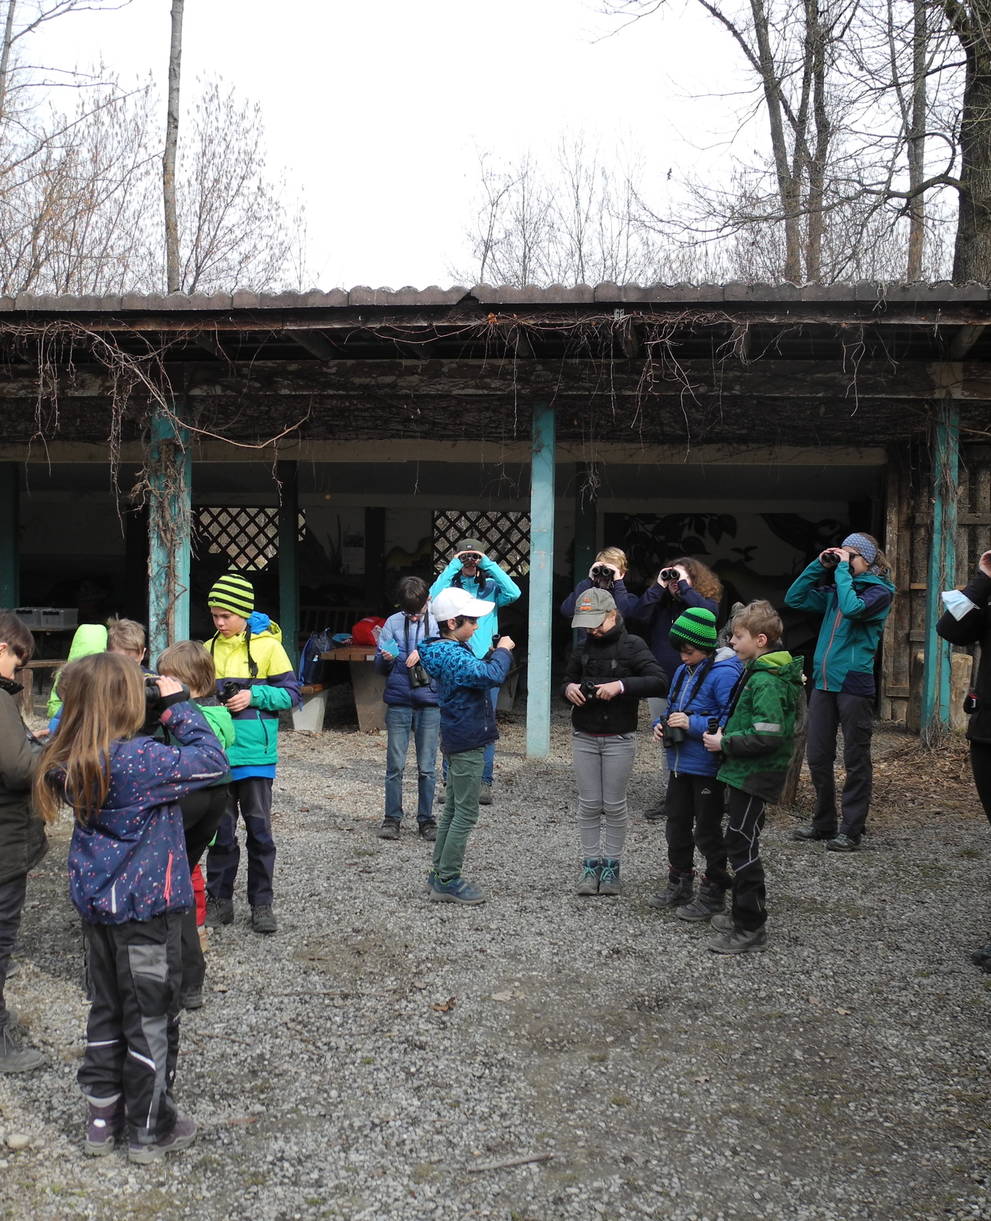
[785,532,895,851]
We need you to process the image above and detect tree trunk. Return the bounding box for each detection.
[0,1,16,124]
[952,9,991,283]
[905,0,926,280]
[163,0,183,293]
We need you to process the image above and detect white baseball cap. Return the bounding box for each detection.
[431,587,494,622]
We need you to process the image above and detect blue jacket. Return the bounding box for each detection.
[662,647,743,777]
[417,636,512,755]
[560,578,640,621]
[785,560,895,696]
[375,610,440,707]
[430,557,521,660]
[67,702,228,924]
[630,581,720,680]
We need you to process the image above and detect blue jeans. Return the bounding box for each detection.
[384,704,440,825]
[442,687,499,787]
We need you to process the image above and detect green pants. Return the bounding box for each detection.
[432,748,485,882]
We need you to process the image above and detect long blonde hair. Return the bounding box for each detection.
[33,653,146,825]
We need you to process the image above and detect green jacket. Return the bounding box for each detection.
[47,623,109,718]
[717,651,804,802]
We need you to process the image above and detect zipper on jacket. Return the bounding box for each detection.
[164,852,173,903]
[820,607,844,691]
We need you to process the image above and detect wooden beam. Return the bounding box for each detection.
[950,325,985,360]
[287,329,340,361]
[277,460,299,663]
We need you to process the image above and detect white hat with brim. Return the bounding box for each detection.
[431,587,494,622]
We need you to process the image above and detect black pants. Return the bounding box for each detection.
[79,913,183,1146]
[0,873,27,1031]
[207,777,275,907]
[969,741,991,825]
[180,784,229,997]
[806,688,875,841]
[665,772,730,889]
[724,787,767,931]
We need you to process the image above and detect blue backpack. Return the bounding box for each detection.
[298,628,333,685]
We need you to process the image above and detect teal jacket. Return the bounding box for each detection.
[430,558,521,660]
[717,651,804,802]
[785,560,894,697]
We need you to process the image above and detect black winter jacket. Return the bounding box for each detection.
[562,620,668,736]
[0,678,47,884]
[936,570,991,742]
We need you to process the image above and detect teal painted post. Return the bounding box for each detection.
[921,401,960,739]
[0,464,18,609]
[277,460,300,664]
[527,404,556,758]
[148,408,191,664]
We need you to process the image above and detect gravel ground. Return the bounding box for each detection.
[1,706,991,1221]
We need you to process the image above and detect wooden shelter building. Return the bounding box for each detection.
[0,282,988,751]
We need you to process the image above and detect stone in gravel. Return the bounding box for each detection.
[6,1134,30,1150]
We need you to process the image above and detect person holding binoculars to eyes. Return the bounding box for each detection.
[785,532,894,852]
[375,577,440,843]
[630,556,723,821]
[430,538,521,805]
[560,546,639,629]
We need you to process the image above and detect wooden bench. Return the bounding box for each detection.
[18,658,66,717]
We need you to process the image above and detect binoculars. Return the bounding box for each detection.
[661,716,685,747]
[591,564,614,582]
[461,552,481,564]
[660,567,680,582]
[820,551,839,569]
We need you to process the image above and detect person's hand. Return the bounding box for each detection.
[457,549,486,562]
[652,721,664,742]
[702,727,723,752]
[673,566,689,585]
[595,681,623,701]
[666,711,690,729]
[496,636,515,651]
[565,682,586,706]
[155,675,185,699]
[405,650,420,667]
[380,650,395,663]
[819,548,842,566]
[833,547,852,564]
[979,550,991,579]
[225,689,252,713]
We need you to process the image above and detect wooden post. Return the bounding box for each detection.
[277,460,299,663]
[921,401,960,739]
[527,404,555,758]
[573,462,597,583]
[147,408,191,664]
[0,463,18,609]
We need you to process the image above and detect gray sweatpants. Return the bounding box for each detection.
[572,730,637,860]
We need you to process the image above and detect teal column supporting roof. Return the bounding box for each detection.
[921,401,960,737]
[148,409,190,663]
[527,404,555,758]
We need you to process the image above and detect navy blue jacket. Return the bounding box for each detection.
[630,581,720,680]
[375,611,439,708]
[417,636,512,755]
[560,578,640,622]
[662,647,743,777]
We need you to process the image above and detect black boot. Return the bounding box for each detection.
[646,871,694,910]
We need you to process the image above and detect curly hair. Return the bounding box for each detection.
[667,556,723,602]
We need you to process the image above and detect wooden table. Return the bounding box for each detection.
[17,658,66,717]
[319,647,386,732]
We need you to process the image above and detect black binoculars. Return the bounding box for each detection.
[591,564,614,582]
[661,716,685,747]
[580,679,600,700]
[461,552,481,564]
[218,680,243,704]
[660,567,680,582]
[409,662,430,689]
[820,551,839,569]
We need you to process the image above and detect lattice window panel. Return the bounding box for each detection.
[433,510,530,578]
[195,507,306,573]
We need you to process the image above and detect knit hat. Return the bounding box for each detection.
[572,587,617,628]
[207,571,254,617]
[841,533,878,565]
[456,538,485,556]
[669,607,718,651]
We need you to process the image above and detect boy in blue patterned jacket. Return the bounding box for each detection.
[417,587,515,905]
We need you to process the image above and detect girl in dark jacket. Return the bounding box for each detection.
[937,549,991,970]
[0,612,46,1074]
[35,652,226,1164]
[563,589,668,896]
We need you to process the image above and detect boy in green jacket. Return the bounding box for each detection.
[702,600,803,955]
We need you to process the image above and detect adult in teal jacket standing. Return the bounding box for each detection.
[785,532,895,852]
[430,538,521,804]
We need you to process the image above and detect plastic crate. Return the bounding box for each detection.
[14,607,78,630]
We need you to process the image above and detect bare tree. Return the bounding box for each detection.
[163,0,182,292]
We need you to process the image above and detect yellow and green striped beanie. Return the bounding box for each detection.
[207,571,254,617]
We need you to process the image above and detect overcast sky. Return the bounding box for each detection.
[39,0,747,290]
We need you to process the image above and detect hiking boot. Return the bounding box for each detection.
[84,1097,124,1157]
[377,819,401,841]
[428,876,486,905]
[598,858,622,896]
[972,943,991,971]
[180,989,204,1011]
[710,911,735,933]
[418,822,437,842]
[826,833,860,853]
[479,785,493,806]
[709,925,768,955]
[576,858,601,896]
[0,1023,45,1074]
[643,801,667,823]
[676,882,726,922]
[792,825,832,842]
[250,905,277,934]
[127,1115,197,1165]
[205,897,233,926]
[646,873,694,910]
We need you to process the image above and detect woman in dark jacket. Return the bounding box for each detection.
[936,550,991,970]
[563,589,668,897]
[0,612,47,1073]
